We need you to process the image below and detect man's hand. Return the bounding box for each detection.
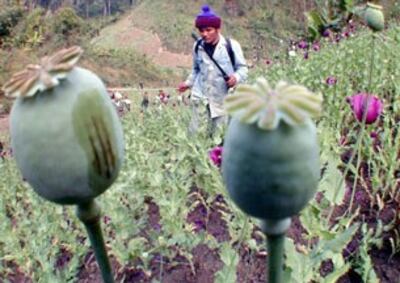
[225,75,237,88]
[177,82,190,93]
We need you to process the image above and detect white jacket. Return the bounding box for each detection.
[185,35,248,118]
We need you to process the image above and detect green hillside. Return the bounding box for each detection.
[128,0,307,57]
[127,0,399,58]
[0,0,399,93]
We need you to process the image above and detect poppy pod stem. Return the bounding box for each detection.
[77,200,115,283]
[361,34,377,123]
[367,34,376,94]
[261,218,291,283]
[348,33,378,214]
[328,32,380,221]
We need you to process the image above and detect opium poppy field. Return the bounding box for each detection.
[0,25,399,283]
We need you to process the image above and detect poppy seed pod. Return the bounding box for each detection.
[222,79,322,220]
[3,46,124,205]
[364,3,385,32]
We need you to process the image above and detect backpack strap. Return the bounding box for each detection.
[195,38,236,70]
[225,38,236,69]
[195,38,202,55]
[193,38,202,73]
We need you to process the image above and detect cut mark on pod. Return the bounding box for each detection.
[88,127,103,177]
[91,116,115,179]
[73,88,119,185]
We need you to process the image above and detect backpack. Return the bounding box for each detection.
[195,38,236,70]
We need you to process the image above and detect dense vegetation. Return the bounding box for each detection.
[1,0,399,90]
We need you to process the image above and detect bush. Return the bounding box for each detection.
[51,7,84,36]
[12,8,47,48]
[0,7,24,37]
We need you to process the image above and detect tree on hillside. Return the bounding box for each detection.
[18,0,138,16]
[103,0,110,16]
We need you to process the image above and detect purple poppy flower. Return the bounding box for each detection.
[370,131,378,138]
[339,136,348,146]
[342,31,350,38]
[209,146,223,168]
[346,93,383,124]
[321,29,331,37]
[297,40,308,49]
[348,20,355,30]
[326,76,337,85]
[303,51,309,59]
[312,42,320,52]
[265,59,272,65]
[103,215,111,224]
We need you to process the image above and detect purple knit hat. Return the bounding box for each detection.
[195,5,221,29]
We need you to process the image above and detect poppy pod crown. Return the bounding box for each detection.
[195,5,221,29]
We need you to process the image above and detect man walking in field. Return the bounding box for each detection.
[177,4,248,137]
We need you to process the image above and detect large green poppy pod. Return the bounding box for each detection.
[2,46,124,205]
[364,3,385,32]
[222,79,322,221]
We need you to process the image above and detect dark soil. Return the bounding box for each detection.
[236,244,267,283]
[1,181,399,282]
[186,187,231,243]
[370,244,400,283]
